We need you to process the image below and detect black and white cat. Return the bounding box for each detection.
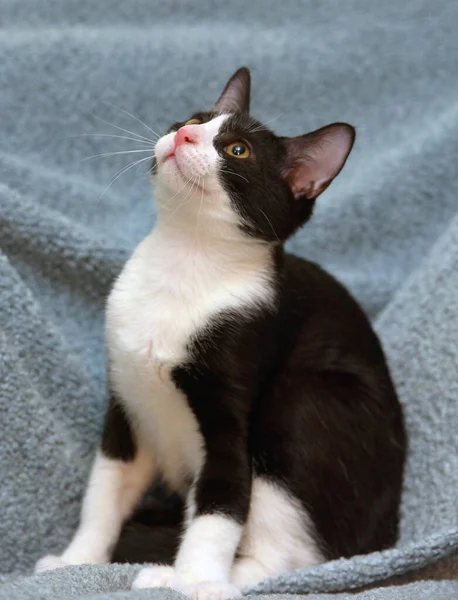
[35,68,406,600]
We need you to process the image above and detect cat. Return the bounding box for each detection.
[35,67,406,600]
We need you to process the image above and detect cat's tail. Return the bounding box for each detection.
[112,503,182,564]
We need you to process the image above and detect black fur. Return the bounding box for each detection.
[107,67,406,565]
[101,391,136,461]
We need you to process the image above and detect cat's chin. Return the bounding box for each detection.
[157,162,210,197]
[165,154,185,177]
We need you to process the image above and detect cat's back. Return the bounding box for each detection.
[283,252,365,314]
[280,251,388,370]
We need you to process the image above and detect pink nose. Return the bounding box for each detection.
[174,126,198,150]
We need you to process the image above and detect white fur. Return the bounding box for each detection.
[231,478,324,588]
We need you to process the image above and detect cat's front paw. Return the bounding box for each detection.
[35,549,109,574]
[186,581,242,600]
[132,567,242,600]
[132,566,187,592]
[231,556,270,588]
[34,554,72,574]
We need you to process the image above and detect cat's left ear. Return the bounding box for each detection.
[281,123,355,200]
[214,67,251,114]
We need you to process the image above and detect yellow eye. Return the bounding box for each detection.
[185,118,202,126]
[225,141,250,159]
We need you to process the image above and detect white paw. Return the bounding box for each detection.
[34,555,73,574]
[132,566,187,592]
[132,567,242,600]
[231,557,269,588]
[186,581,242,600]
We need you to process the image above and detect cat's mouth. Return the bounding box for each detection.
[162,153,207,195]
[164,151,180,169]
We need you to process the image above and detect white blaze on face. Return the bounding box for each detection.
[154,114,230,195]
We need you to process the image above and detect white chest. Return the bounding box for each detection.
[105,229,274,490]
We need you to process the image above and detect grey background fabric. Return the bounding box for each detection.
[1,569,458,600]
[1,0,458,598]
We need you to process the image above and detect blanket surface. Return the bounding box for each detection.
[1,0,458,598]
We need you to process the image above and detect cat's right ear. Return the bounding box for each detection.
[214,67,251,114]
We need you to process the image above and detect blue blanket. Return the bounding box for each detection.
[1,1,458,598]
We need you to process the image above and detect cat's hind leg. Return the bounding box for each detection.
[231,477,323,589]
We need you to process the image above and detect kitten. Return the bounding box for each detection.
[35,68,406,600]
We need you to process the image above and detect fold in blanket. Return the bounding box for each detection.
[1,0,457,598]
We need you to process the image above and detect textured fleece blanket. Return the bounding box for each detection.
[1,0,458,598]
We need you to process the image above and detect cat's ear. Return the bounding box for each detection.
[281,123,355,200]
[214,67,251,114]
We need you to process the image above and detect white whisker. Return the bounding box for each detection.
[97,156,152,204]
[63,133,154,145]
[248,115,283,134]
[82,148,154,163]
[161,176,199,225]
[91,112,156,144]
[258,207,281,243]
[195,176,205,241]
[101,101,162,140]
[220,169,249,184]
[157,177,195,210]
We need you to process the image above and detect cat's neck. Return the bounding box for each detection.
[139,217,278,314]
[151,214,274,274]
[152,185,277,274]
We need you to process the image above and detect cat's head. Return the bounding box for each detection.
[153,67,355,242]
